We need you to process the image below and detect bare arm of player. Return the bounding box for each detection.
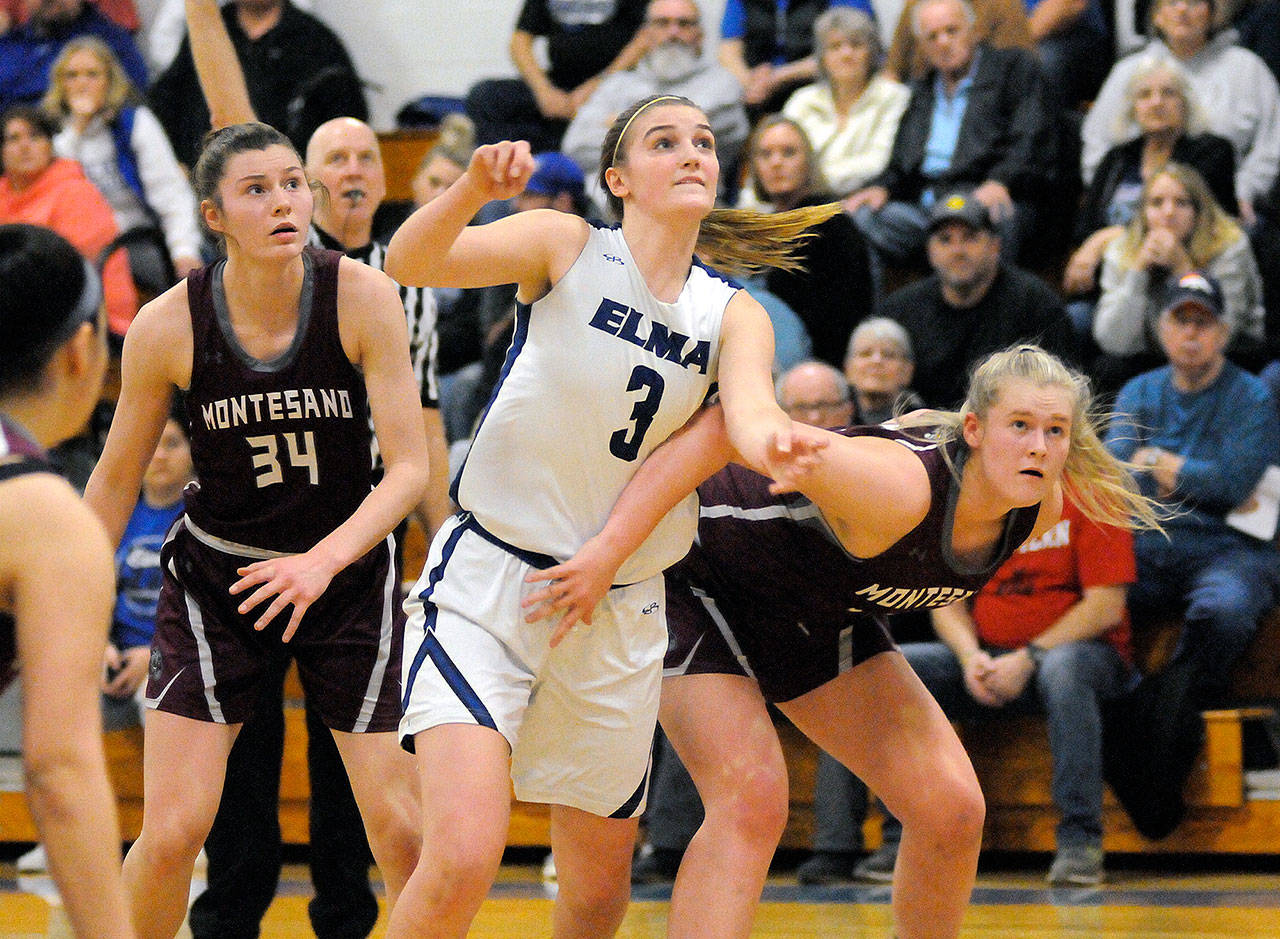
[716,290,813,481]
[230,261,430,640]
[524,404,737,642]
[185,0,257,128]
[2,478,136,939]
[85,290,191,544]
[385,141,581,297]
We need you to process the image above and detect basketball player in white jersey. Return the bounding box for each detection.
[384,95,833,937]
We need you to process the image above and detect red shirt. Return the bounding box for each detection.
[972,498,1136,662]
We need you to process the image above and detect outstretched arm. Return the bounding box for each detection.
[185,0,256,128]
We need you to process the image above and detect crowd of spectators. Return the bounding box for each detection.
[3,0,1280,912]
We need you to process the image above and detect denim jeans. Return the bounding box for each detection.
[881,639,1131,850]
[1128,529,1280,704]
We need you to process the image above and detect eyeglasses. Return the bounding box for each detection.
[851,347,909,361]
[785,400,849,414]
[648,16,699,28]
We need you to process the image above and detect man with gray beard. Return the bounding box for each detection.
[562,0,749,209]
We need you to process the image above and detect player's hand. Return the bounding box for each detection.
[522,539,620,647]
[230,551,338,642]
[468,141,537,202]
[764,421,829,494]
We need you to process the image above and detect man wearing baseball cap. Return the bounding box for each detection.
[1106,269,1280,706]
[879,188,1076,407]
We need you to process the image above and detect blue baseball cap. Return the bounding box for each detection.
[525,152,585,199]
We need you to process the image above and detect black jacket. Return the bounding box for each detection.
[883,263,1076,408]
[1075,133,1238,243]
[150,1,367,167]
[870,45,1058,203]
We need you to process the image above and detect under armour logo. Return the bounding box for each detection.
[603,254,625,265]
[642,602,659,614]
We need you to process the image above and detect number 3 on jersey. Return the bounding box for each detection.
[246,431,319,487]
[610,365,665,462]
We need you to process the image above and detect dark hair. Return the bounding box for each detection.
[0,105,58,175]
[192,122,302,244]
[0,224,101,396]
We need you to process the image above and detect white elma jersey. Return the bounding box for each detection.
[456,223,734,583]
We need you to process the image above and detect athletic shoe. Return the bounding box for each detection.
[851,843,897,883]
[796,850,856,885]
[1047,844,1105,885]
[16,844,46,872]
[630,846,682,884]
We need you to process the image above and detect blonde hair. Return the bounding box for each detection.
[1116,162,1242,269]
[898,345,1163,531]
[42,37,137,124]
[1120,53,1208,137]
[599,94,840,276]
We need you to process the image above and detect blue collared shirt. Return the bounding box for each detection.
[920,50,981,186]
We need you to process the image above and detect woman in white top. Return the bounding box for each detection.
[782,7,910,203]
[1093,162,1264,384]
[384,93,831,938]
[44,37,203,282]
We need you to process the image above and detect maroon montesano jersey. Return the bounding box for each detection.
[183,247,373,554]
[0,413,55,691]
[675,423,1041,638]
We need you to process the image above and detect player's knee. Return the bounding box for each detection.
[911,770,985,852]
[136,809,213,865]
[705,759,790,846]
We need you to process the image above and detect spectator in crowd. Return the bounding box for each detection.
[44,36,203,294]
[1081,0,1280,225]
[409,114,474,211]
[881,189,1075,407]
[718,0,876,119]
[783,7,910,201]
[1091,162,1264,389]
[845,0,1057,265]
[1064,54,1236,310]
[843,315,923,423]
[856,495,1138,886]
[882,0,1031,81]
[1236,0,1280,83]
[0,0,149,113]
[562,0,749,208]
[777,358,857,427]
[0,222,136,939]
[150,0,368,168]
[741,114,874,367]
[1023,0,1111,111]
[466,0,649,153]
[1107,271,1280,706]
[0,104,138,336]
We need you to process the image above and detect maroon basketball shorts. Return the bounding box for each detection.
[662,569,895,703]
[146,521,403,732]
